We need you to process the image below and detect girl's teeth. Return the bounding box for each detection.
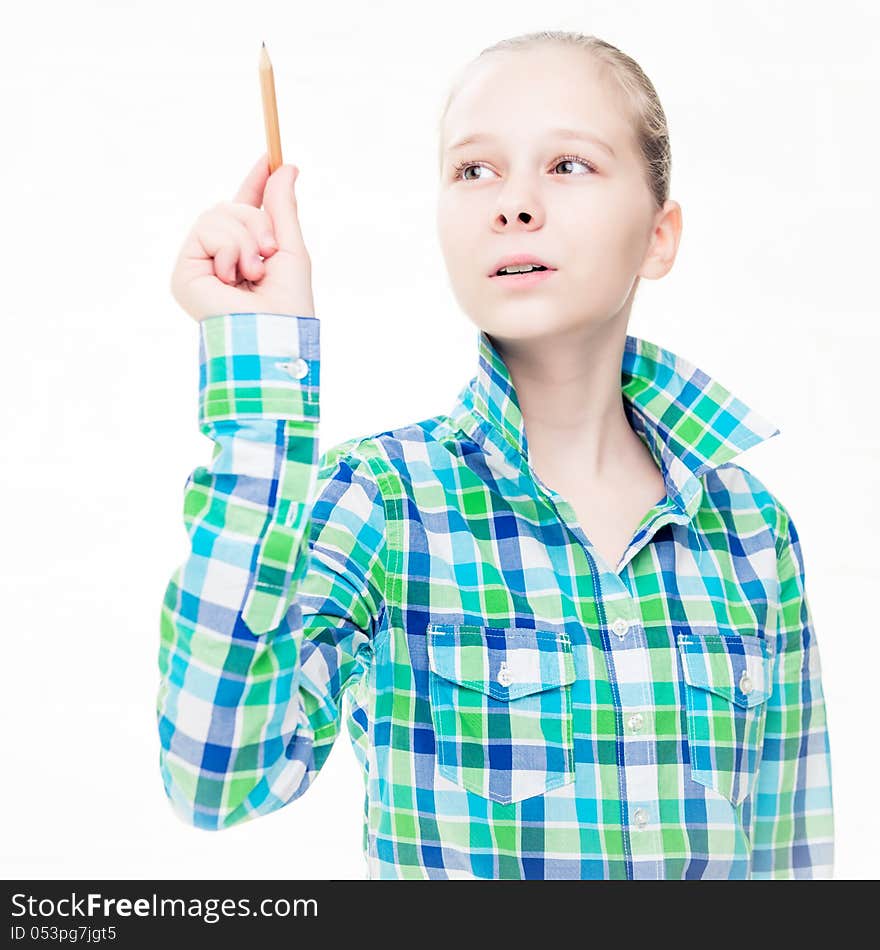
[499,265,544,274]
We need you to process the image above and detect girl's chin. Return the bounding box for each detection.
[472,311,573,342]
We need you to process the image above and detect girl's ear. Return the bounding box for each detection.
[640,200,682,280]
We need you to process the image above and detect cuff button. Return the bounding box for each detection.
[277,358,309,379]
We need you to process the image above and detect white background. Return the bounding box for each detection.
[0,0,876,880]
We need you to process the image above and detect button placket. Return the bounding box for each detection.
[600,607,661,871]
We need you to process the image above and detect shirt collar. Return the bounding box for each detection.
[449,329,781,519]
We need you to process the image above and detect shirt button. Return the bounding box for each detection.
[633,807,649,828]
[739,672,753,695]
[611,618,631,639]
[497,663,513,687]
[278,358,309,379]
[627,712,644,734]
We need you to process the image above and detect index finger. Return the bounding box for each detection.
[233,153,271,208]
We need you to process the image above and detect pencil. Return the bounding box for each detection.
[260,41,283,173]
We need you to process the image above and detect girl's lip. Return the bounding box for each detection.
[489,268,556,287]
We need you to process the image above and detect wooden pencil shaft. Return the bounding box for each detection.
[259,44,283,173]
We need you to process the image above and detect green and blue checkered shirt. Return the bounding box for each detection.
[156,311,834,879]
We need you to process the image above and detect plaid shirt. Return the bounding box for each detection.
[156,311,834,880]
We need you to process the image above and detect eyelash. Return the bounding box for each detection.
[451,153,597,181]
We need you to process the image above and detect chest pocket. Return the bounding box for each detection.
[677,630,774,807]
[426,623,576,806]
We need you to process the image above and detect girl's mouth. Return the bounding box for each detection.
[490,268,556,288]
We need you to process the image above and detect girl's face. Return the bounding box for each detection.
[436,46,673,344]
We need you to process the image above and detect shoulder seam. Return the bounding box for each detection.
[711,461,787,551]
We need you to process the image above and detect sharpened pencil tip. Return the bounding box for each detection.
[262,40,265,47]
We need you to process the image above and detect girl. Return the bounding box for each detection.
[157,30,834,879]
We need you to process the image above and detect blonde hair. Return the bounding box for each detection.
[437,30,671,210]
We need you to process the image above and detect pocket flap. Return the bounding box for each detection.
[677,631,772,708]
[426,623,575,702]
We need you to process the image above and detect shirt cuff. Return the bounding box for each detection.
[198,312,320,424]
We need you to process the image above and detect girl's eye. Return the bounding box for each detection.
[553,155,596,176]
[451,154,597,181]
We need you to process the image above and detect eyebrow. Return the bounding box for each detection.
[446,127,616,158]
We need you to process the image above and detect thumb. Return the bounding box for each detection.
[262,163,305,253]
